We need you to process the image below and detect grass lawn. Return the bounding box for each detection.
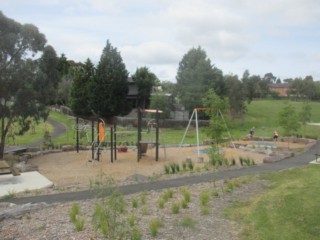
[49,111,211,146]
[225,165,320,240]
[5,120,53,146]
[3,99,320,146]
[48,99,320,146]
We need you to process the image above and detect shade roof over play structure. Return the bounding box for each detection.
[139,109,163,113]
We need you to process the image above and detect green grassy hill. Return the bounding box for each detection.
[231,99,320,139]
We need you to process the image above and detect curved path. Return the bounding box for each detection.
[26,118,67,148]
[3,140,320,205]
[4,118,67,153]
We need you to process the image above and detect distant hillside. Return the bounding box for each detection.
[230,99,320,139]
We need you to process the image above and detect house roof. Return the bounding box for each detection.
[269,83,289,88]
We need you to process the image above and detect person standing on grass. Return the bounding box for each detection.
[249,127,255,138]
[273,130,279,141]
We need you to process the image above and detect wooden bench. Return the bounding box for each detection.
[0,161,11,175]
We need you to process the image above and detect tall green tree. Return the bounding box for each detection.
[176,46,223,113]
[149,94,172,119]
[288,77,304,100]
[56,53,72,105]
[242,72,261,103]
[90,40,130,118]
[34,45,60,105]
[278,102,300,147]
[160,81,177,95]
[0,11,48,158]
[70,59,95,116]
[299,101,312,137]
[202,89,229,148]
[132,66,157,109]
[224,74,246,117]
[263,72,276,83]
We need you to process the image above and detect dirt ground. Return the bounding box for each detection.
[28,140,307,187]
[0,140,311,240]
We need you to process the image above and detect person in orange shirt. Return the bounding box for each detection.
[273,130,279,141]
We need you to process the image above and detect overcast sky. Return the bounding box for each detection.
[2,0,320,82]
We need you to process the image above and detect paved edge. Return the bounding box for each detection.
[2,140,320,205]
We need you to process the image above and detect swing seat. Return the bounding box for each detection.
[117,146,128,152]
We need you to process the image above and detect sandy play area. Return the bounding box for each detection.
[27,140,308,187]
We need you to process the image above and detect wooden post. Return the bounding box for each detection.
[76,117,79,153]
[114,123,117,161]
[97,119,100,161]
[156,109,159,161]
[137,108,142,161]
[91,120,94,160]
[110,127,113,163]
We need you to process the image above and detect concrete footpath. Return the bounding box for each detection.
[0,172,53,197]
[2,140,320,205]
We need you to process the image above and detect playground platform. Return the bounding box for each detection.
[0,171,53,198]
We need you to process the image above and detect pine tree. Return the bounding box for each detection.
[90,40,130,118]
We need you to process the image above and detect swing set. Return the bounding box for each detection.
[179,108,235,157]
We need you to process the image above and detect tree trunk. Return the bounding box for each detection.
[0,142,4,159]
[0,116,12,159]
[0,117,6,159]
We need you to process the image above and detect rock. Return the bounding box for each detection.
[0,202,50,221]
[62,145,74,151]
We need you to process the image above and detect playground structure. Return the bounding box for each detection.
[73,108,164,163]
[137,108,163,161]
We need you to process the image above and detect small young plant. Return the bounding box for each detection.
[170,163,176,174]
[164,164,170,174]
[70,204,80,223]
[200,190,210,206]
[164,189,174,199]
[140,192,147,205]
[181,199,188,209]
[175,163,180,173]
[75,217,85,232]
[128,213,136,227]
[131,227,142,240]
[171,203,180,214]
[158,198,165,209]
[231,158,236,166]
[141,206,150,215]
[150,219,162,237]
[132,198,139,208]
[239,157,244,166]
[182,162,187,171]
[188,161,194,171]
[224,179,235,193]
[181,188,191,203]
[212,189,219,197]
[70,204,84,232]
